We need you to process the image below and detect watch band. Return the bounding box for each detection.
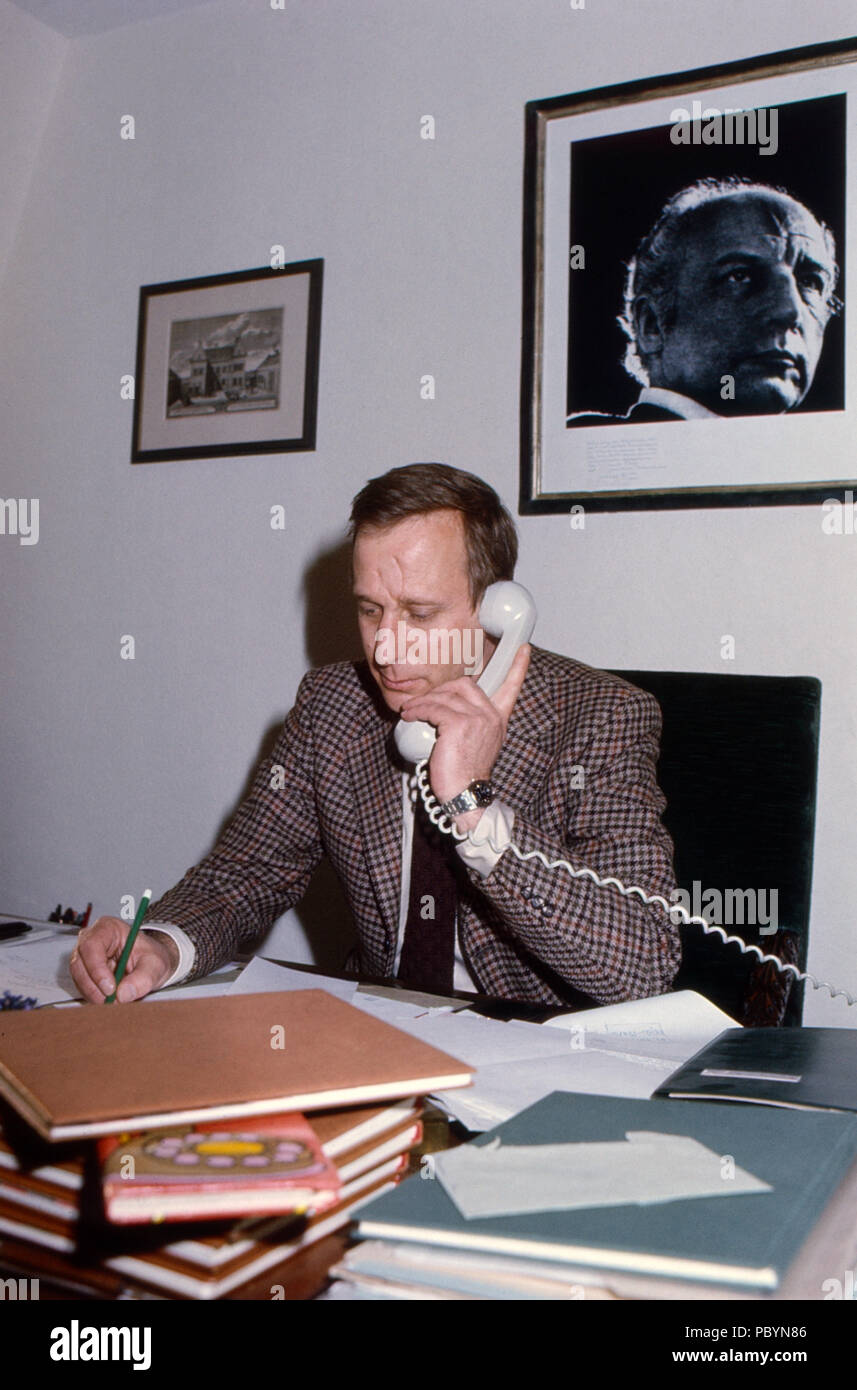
[439,780,496,818]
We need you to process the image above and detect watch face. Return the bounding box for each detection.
[471,781,495,807]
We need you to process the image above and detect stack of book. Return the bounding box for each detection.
[336,1081,857,1301]
[0,989,472,1298]
[0,1099,425,1298]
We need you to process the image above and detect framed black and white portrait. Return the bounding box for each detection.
[521,39,855,513]
[131,260,323,464]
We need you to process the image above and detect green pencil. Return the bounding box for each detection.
[105,889,152,1004]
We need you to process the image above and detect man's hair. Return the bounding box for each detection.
[349,462,518,605]
[619,177,841,385]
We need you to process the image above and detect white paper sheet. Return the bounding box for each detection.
[0,937,79,1005]
[349,1008,575,1067]
[348,991,462,1025]
[433,1131,771,1220]
[542,990,737,1045]
[0,958,77,1007]
[144,963,241,1003]
[0,936,243,1008]
[226,954,358,1002]
[432,1047,684,1131]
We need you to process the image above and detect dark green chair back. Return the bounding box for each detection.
[608,671,821,1026]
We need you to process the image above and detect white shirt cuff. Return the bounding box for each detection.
[455,800,515,878]
[142,923,196,987]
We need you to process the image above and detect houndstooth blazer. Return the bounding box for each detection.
[145,646,680,1006]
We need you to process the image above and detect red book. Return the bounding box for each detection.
[98,1112,341,1225]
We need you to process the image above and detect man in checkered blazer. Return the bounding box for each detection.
[71,465,680,1008]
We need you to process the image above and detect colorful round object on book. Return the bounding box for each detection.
[133,1129,317,1175]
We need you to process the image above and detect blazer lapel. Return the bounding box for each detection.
[346,706,403,969]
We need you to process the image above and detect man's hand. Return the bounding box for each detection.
[70,917,179,1004]
[398,643,531,828]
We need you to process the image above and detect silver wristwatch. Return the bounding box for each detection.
[439,779,496,818]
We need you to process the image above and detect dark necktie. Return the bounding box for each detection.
[398,796,458,995]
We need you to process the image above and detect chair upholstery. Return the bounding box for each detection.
[608,671,821,1026]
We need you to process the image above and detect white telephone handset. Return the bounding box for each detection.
[393,580,537,763]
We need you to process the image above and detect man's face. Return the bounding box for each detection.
[352,510,490,715]
[646,194,837,415]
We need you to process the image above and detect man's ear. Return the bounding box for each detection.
[633,295,666,359]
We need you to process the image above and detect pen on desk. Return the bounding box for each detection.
[105,890,152,1004]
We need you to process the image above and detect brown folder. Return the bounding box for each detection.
[0,990,471,1141]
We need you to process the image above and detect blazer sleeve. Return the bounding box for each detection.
[462,685,681,1004]
[142,670,326,979]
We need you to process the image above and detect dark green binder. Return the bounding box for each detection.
[356,1091,857,1291]
[655,1028,857,1112]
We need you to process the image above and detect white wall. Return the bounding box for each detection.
[2,0,856,1018]
[0,0,67,288]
